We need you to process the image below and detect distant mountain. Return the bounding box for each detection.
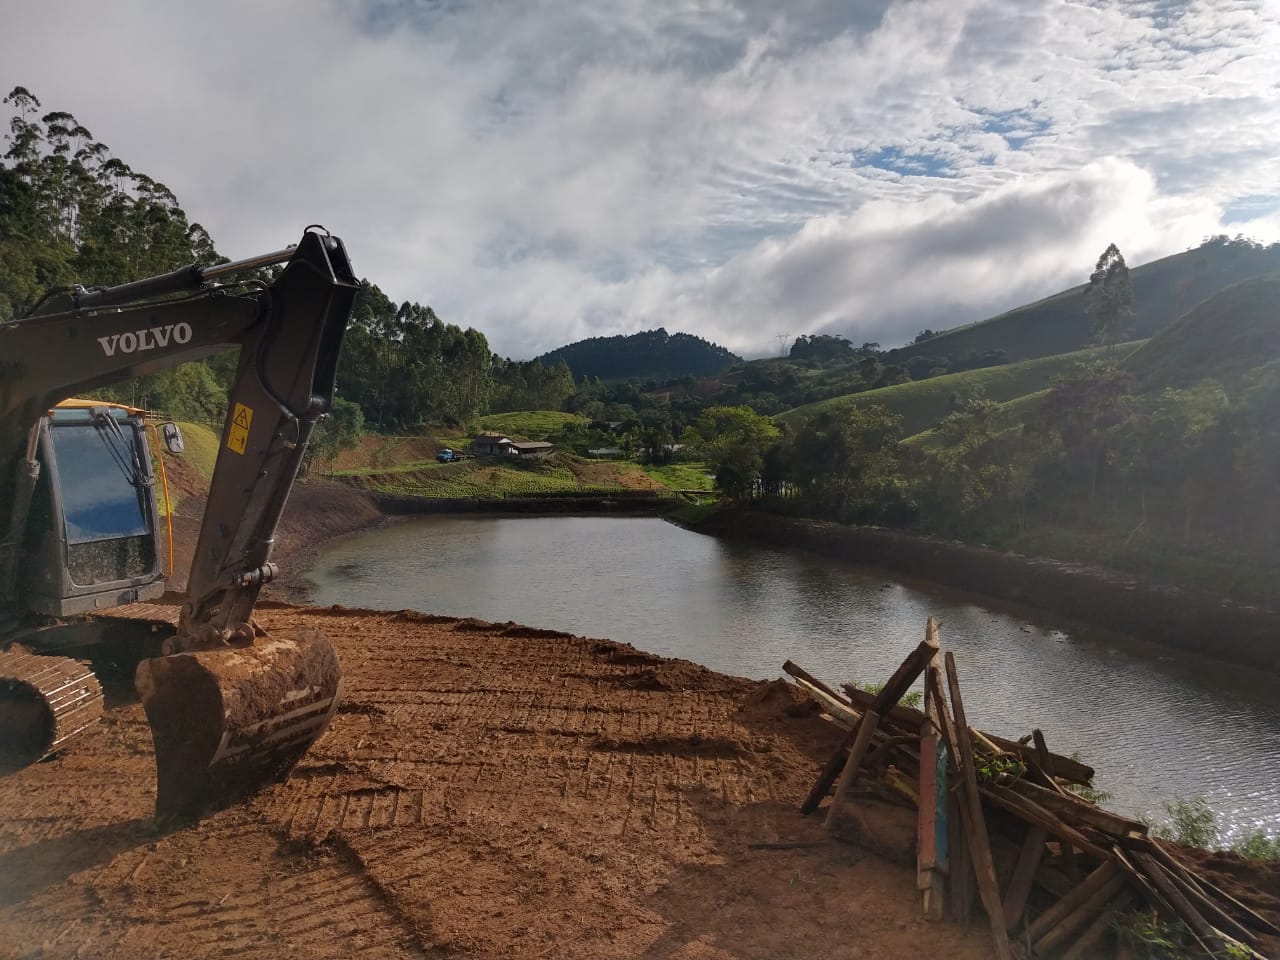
[886,238,1280,366]
[536,328,741,382]
[1125,272,1280,392]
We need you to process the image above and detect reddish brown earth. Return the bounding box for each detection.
[7,477,1276,958]
[0,602,998,959]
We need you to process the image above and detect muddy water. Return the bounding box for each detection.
[304,514,1280,841]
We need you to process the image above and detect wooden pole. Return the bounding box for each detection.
[1033,871,1127,957]
[802,630,936,815]
[838,687,1096,784]
[917,631,947,921]
[1001,824,1048,931]
[941,651,1013,960]
[823,708,883,826]
[1058,890,1132,960]
[1035,728,1080,880]
[1148,838,1280,937]
[1026,860,1118,943]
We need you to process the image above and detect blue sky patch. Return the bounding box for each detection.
[1223,195,1280,225]
[975,107,1051,150]
[852,146,955,179]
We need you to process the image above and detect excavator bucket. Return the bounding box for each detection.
[135,630,342,818]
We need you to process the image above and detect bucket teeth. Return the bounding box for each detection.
[0,649,104,764]
[136,629,342,818]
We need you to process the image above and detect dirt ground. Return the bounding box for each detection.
[0,477,1005,958]
[0,601,1000,959]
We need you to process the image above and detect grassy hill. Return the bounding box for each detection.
[886,240,1280,366]
[1124,273,1280,392]
[472,411,585,437]
[776,343,1135,436]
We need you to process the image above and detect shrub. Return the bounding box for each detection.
[1153,797,1218,849]
[1232,830,1280,861]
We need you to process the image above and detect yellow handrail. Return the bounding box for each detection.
[146,422,176,577]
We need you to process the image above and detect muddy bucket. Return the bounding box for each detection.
[135,630,342,819]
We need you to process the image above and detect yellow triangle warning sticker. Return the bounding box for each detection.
[227,402,253,455]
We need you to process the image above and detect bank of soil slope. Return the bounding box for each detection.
[0,603,998,959]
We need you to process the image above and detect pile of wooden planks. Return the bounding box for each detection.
[785,618,1278,960]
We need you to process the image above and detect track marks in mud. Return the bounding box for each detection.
[111,829,432,959]
[592,735,743,759]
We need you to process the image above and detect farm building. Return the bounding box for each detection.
[470,433,554,459]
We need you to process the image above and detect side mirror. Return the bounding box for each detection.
[162,421,184,454]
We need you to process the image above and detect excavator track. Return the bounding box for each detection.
[0,648,104,764]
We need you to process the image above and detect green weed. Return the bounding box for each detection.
[1231,829,1280,861]
[853,681,923,711]
[1153,796,1218,849]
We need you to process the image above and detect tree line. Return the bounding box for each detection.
[680,357,1280,589]
[0,87,522,436]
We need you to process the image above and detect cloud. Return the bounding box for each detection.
[2,0,1277,358]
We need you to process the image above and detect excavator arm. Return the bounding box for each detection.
[0,229,359,816]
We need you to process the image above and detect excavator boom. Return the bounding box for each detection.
[0,229,358,816]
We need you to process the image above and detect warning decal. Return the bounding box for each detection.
[227,402,253,455]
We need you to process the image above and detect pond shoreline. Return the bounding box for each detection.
[269,482,1278,674]
[684,508,1280,674]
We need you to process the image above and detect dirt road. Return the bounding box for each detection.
[0,601,995,959]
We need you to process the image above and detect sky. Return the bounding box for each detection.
[3,0,1279,359]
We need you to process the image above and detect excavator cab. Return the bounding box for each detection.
[21,401,165,619]
[0,229,357,818]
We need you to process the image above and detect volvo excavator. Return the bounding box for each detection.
[0,227,358,818]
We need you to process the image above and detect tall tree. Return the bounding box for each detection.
[683,405,780,501]
[1085,243,1135,353]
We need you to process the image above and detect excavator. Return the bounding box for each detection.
[0,227,358,818]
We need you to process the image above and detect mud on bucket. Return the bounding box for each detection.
[135,630,342,819]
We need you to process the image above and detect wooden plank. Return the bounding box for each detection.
[918,732,940,871]
[824,709,884,826]
[980,784,1112,862]
[948,790,974,927]
[1026,860,1118,942]
[942,651,1013,960]
[1033,871,1128,957]
[1059,890,1133,960]
[1034,728,1081,880]
[1132,852,1225,954]
[1033,861,1073,899]
[839,687,1095,784]
[918,648,948,921]
[803,630,936,815]
[1001,824,1048,931]
[1148,838,1280,937]
[1159,855,1258,948]
[782,659,849,705]
[1132,850,1248,956]
[787,673,861,729]
[1031,728,1072,796]
[1007,777,1148,837]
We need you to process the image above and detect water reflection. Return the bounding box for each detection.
[304,514,1280,839]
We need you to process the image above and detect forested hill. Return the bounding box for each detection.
[535,328,741,382]
[887,237,1280,365]
[0,86,496,432]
